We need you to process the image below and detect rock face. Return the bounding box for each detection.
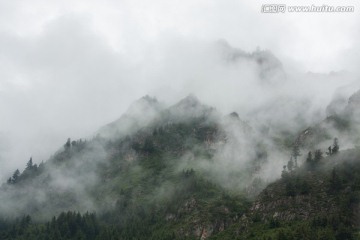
[294,88,360,149]
[249,173,338,222]
[170,197,239,239]
[245,149,360,230]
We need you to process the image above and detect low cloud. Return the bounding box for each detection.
[0,0,360,185]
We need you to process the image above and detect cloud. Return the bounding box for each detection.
[0,0,360,182]
[0,15,140,180]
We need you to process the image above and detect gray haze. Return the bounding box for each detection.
[1,0,360,181]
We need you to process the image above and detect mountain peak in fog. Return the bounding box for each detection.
[216,40,286,84]
[126,95,161,116]
[163,94,216,122]
[97,95,163,138]
[173,94,201,109]
[229,112,240,119]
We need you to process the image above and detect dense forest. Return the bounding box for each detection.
[1,93,360,239]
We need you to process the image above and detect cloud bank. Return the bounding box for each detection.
[0,0,360,181]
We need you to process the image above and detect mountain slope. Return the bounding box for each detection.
[1,94,360,239]
[97,95,163,139]
[295,89,360,150]
[0,95,257,239]
[210,149,360,239]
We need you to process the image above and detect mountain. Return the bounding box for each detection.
[217,40,286,84]
[345,89,360,121]
[0,94,360,239]
[212,149,360,239]
[97,95,163,139]
[0,95,257,239]
[295,88,360,150]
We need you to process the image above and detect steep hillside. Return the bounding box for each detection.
[1,94,360,239]
[0,95,257,239]
[212,149,360,239]
[97,95,164,139]
[296,89,360,149]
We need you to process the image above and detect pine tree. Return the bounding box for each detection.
[64,138,71,150]
[332,138,339,154]
[281,165,288,179]
[306,151,313,164]
[292,144,301,167]
[7,177,12,184]
[287,157,294,172]
[314,149,323,163]
[26,157,33,170]
[326,146,332,156]
[306,151,313,170]
[330,168,341,191]
[12,169,20,183]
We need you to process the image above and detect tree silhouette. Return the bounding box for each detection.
[287,157,294,172]
[306,151,313,164]
[291,144,301,168]
[314,149,323,163]
[326,146,332,156]
[26,157,33,170]
[11,169,20,183]
[306,151,314,170]
[332,138,339,154]
[64,138,71,150]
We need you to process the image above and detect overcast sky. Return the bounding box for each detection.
[0,0,359,180]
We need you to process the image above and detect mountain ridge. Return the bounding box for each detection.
[1,92,360,239]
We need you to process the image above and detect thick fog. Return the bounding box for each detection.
[1,0,360,182]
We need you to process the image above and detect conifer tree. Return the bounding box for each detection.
[291,144,301,167]
[64,138,71,150]
[314,149,323,163]
[287,156,294,172]
[326,146,332,156]
[332,138,339,154]
[26,157,33,170]
[12,169,20,183]
[281,165,288,179]
[306,151,313,164]
[306,151,314,170]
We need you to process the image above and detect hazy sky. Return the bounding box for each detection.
[0,0,359,180]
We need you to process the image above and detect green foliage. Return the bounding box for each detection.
[305,149,323,170]
[269,218,281,229]
[0,212,119,240]
[0,101,358,240]
[285,180,296,197]
[329,168,342,192]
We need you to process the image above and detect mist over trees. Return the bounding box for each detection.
[0,1,359,238]
[1,87,358,239]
